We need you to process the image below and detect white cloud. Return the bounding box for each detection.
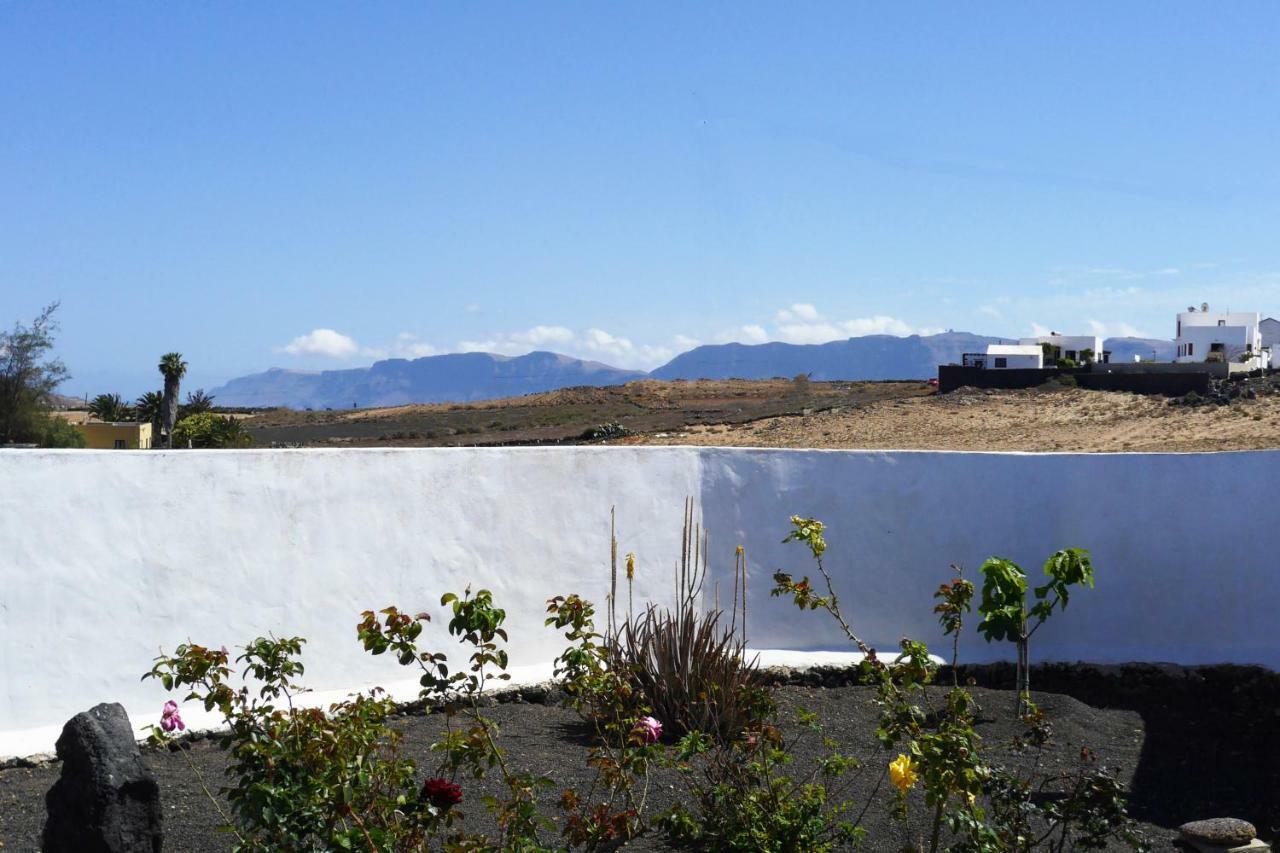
[1056,265,1181,282]
[455,325,686,369]
[392,332,439,359]
[580,327,634,358]
[773,306,934,344]
[739,324,769,344]
[672,334,702,350]
[459,325,577,356]
[776,303,821,323]
[278,329,444,361]
[1087,319,1147,338]
[978,305,1002,319]
[279,329,361,359]
[1029,322,1052,337]
[514,325,575,346]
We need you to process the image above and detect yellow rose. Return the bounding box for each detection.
[888,754,919,793]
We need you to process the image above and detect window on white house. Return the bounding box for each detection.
[1188,343,1194,356]
[1218,319,1225,326]
[994,357,1007,368]
[1065,350,1077,360]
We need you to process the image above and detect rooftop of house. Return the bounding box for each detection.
[987,344,1044,356]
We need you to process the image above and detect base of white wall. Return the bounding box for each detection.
[0,650,884,761]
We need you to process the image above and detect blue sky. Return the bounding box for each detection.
[2,4,1278,398]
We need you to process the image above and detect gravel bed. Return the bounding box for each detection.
[0,684,1193,851]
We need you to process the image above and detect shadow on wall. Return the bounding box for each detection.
[948,662,1280,840]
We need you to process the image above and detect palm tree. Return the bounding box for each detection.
[88,393,131,422]
[135,390,163,433]
[158,352,188,448]
[181,388,215,417]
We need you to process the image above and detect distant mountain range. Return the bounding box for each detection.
[210,333,1180,409]
[651,332,1000,381]
[209,351,646,409]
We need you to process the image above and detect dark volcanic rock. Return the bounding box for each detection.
[43,702,162,853]
[1179,817,1257,846]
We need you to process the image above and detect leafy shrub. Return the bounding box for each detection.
[578,421,631,441]
[173,412,253,448]
[546,593,665,846]
[147,589,558,851]
[36,414,86,447]
[144,638,427,850]
[659,709,863,852]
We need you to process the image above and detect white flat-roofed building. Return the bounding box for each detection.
[1017,333,1107,364]
[1261,317,1279,353]
[961,344,1044,370]
[1175,305,1270,371]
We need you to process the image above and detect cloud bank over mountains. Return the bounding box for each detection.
[275,303,946,372]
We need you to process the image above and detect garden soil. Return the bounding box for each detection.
[0,684,1208,851]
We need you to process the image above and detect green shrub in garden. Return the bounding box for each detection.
[772,515,1146,853]
[144,638,428,851]
[146,589,559,852]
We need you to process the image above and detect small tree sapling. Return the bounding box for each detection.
[977,548,1095,715]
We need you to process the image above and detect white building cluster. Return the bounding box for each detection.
[962,304,1275,373]
[1174,303,1271,371]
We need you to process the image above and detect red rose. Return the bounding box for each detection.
[421,777,463,810]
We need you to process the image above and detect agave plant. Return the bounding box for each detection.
[607,500,765,742]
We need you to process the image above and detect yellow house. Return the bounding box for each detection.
[79,421,154,449]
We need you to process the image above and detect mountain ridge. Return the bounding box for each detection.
[211,333,1179,408]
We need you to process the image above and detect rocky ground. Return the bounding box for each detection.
[174,373,1280,452]
[620,377,1280,452]
[239,378,929,448]
[7,675,1266,851]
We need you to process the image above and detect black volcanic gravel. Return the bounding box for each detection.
[0,684,1207,851]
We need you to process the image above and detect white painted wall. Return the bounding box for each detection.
[3,447,1278,756]
[1018,335,1103,363]
[1175,310,1269,369]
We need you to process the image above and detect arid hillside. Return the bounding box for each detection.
[240,376,1280,452]
[619,384,1280,453]
[242,379,931,447]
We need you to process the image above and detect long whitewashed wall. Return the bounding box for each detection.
[2,447,1277,752]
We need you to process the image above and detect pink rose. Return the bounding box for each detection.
[160,700,185,733]
[633,715,662,744]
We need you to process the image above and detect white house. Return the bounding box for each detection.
[1017,333,1107,364]
[1174,304,1271,371]
[1261,317,1279,354]
[962,344,1044,370]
